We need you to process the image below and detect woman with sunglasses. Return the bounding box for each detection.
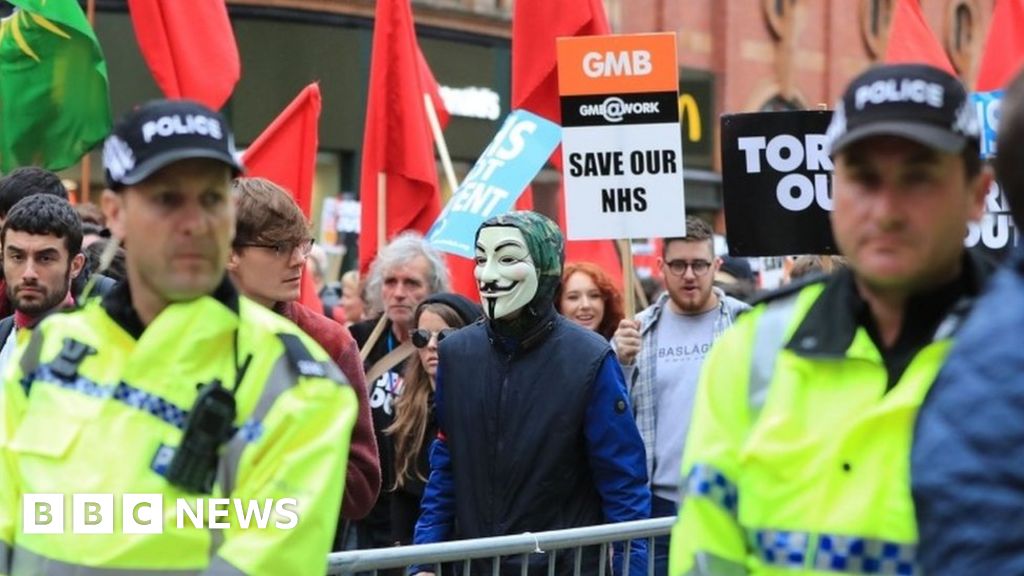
[385,293,482,547]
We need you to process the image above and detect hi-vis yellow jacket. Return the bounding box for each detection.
[0,281,357,575]
[670,270,977,576]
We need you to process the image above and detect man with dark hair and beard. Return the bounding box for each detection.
[0,194,85,371]
[0,167,70,319]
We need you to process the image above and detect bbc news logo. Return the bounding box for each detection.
[23,494,299,534]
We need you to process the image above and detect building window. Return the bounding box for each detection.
[764,0,798,38]
[860,0,893,58]
[603,0,621,32]
[944,0,978,73]
[954,4,972,50]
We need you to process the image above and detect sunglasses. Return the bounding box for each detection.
[411,328,457,349]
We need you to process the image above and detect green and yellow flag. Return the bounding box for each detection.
[0,0,112,171]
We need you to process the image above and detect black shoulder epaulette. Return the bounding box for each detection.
[21,336,94,396]
[748,273,828,308]
[275,332,346,385]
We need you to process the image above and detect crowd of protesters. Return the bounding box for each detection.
[4,62,1024,575]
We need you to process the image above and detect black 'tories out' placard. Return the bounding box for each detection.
[721,110,837,257]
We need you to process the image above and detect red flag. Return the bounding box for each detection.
[242,84,323,311]
[127,0,240,110]
[242,84,321,218]
[511,0,622,294]
[884,0,956,75]
[359,0,442,274]
[417,48,450,129]
[420,43,472,297]
[515,186,534,211]
[976,0,1024,91]
[444,254,480,302]
[512,0,608,124]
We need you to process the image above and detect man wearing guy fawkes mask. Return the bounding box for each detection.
[410,212,650,576]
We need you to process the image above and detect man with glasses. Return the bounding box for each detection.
[612,215,749,576]
[227,177,381,539]
[0,100,358,574]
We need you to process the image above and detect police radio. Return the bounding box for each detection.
[164,379,237,494]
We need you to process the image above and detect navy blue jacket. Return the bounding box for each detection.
[413,312,650,575]
[912,250,1024,574]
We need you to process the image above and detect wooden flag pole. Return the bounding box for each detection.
[360,314,390,362]
[80,153,91,205]
[362,96,454,360]
[423,94,459,202]
[633,271,649,311]
[360,171,391,361]
[618,238,636,318]
[361,95,457,362]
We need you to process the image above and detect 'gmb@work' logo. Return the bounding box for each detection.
[23,494,299,534]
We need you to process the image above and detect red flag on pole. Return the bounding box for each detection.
[359,0,442,274]
[515,190,534,211]
[445,254,479,301]
[884,0,956,75]
[511,0,624,294]
[242,84,323,311]
[242,84,321,218]
[511,0,608,124]
[127,0,240,110]
[976,0,1024,91]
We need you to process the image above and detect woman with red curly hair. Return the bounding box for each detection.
[556,261,625,340]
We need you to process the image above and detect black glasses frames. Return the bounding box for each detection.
[664,259,713,276]
[236,238,315,258]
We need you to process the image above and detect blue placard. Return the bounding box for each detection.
[972,90,1002,159]
[427,110,561,257]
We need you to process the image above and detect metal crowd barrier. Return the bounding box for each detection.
[326,516,675,576]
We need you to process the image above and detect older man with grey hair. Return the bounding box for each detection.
[348,231,450,553]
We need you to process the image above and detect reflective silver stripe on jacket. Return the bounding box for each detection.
[216,348,344,499]
[17,329,45,377]
[9,545,226,576]
[750,529,919,575]
[211,355,298,557]
[684,551,749,576]
[748,293,801,417]
[202,556,247,576]
[216,355,296,498]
